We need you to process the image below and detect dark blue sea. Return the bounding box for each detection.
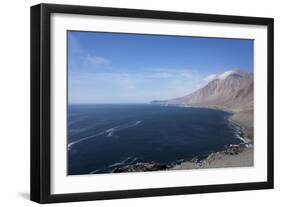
[68,104,242,175]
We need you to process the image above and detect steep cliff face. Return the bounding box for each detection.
[166,70,253,113]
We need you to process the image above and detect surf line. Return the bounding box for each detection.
[228,119,252,146]
[68,120,143,150]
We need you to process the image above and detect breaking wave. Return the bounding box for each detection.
[228,120,251,145]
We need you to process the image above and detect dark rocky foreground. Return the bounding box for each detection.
[112,162,169,173]
[112,145,252,173]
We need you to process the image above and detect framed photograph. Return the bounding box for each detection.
[30,3,274,203]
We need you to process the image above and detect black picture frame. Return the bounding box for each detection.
[30,3,274,204]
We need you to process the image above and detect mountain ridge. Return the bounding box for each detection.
[151,70,254,139]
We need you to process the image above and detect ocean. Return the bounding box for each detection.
[67,104,243,175]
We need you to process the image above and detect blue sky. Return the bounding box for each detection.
[68,31,253,104]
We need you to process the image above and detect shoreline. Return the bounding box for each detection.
[110,104,254,173]
[171,104,254,169]
[112,144,253,173]
[162,103,253,140]
[187,105,253,140]
[112,146,253,173]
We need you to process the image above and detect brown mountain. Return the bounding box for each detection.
[151,70,254,139]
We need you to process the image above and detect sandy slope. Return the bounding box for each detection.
[229,109,253,139]
[172,148,253,170]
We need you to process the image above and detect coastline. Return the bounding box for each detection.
[178,104,253,140]
[111,104,254,173]
[171,147,253,170]
[171,104,254,170]
[112,147,253,173]
[112,146,253,173]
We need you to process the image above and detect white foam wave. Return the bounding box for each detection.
[229,121,252,145]
[68,120,143,149]
[108,157,132,168]
[89,156,137,174]
[235,133,248,143]
[90,169,100,174]
[105,120,142,137]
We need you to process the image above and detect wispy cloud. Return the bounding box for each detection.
[204,74,217,82]
[68,68,204,103]
[68,33,111,69]
[68,34,83,55]
[204,70,235,82]
[218,70,234,79]
[83,55,110,66]
[149,69,193,79]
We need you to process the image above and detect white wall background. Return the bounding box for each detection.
[0,0,279,206]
